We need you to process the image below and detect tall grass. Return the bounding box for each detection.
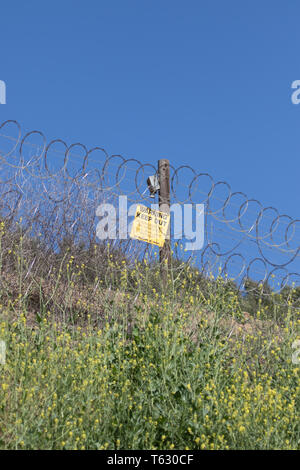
[0,220,299,449]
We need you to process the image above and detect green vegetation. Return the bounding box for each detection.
[0,220,299,449]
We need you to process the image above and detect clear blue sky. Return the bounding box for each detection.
[1,0,299,219]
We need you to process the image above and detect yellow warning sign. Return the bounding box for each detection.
[130,205,170,247]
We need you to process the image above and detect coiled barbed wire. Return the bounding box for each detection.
[0,119,299,307]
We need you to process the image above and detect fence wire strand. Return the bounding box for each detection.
[0,119,300,309]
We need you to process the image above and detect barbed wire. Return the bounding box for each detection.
[0,119,300,308]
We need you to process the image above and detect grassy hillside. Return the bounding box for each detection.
[0,223,299,449]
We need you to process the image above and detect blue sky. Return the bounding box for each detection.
[1,0,300,219]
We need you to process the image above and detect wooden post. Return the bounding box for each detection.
[158,159,171,284]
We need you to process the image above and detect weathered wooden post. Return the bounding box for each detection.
[158,159,171,284]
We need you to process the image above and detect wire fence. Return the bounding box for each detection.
[0,119,299,307]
